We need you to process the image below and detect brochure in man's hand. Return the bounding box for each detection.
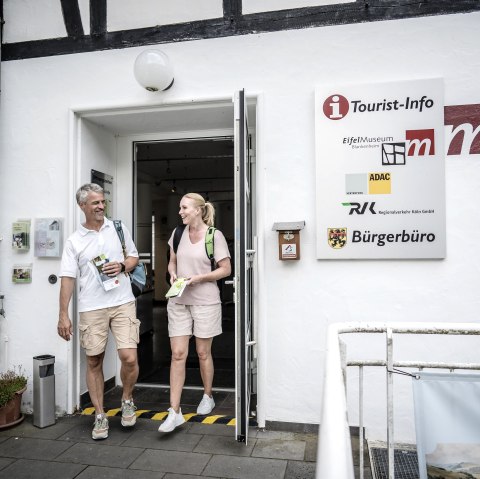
[91,254,120,291]
[165,277,188,298]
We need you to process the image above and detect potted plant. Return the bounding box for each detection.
[0,366,28,429]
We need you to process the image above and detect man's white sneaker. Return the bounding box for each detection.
[121,399,137,427]
[92,414,109,440]
[196,394,215,415]
[158,407,185,433]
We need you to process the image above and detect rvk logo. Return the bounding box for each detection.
[342,202,377,215]
[323,94,349,120]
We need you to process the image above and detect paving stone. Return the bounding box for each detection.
[285,460,316,479]
[0,436,73,460]
[0,458,15,471]
[193,434,255,456]
[136,417,193,433]
[0,410,375,479]
[266,421,318,434]
[252,438,306,460]
[55,442,144,468]
[257,429,300,441]
[164,474,218,479]
[256,429,297,440]
[75,465,166,479]
[188,422,234,436]
[57,417,137,446]
[130,449,211,475]
[0,415,81,440]
[303,435,318,462]
[0,458,86,479]
[202,454,287,479]
[122,428,202,451]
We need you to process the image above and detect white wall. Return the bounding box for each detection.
[1,13,479,434]
[243,0,353,14]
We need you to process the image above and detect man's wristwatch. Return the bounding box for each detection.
[120,262,126,272]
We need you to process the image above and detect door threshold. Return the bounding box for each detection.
[136,382,235,393]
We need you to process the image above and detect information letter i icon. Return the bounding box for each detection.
[323,94,349,120]
[329,96,342,119]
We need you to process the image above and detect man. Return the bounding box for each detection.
[57,183,140,440]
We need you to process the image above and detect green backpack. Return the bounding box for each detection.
[173,224,216,271]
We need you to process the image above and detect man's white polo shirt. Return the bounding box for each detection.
[60,218,138,312]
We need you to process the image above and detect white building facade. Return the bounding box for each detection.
[1,0,479,441]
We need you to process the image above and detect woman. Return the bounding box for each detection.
[159,193,232,433]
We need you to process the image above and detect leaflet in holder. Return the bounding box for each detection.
[91,254,120,291]
[165,277,188,298]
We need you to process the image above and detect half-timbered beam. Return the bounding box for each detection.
[90,0,107,37]
[2,0,480,61]
[60,0,84,38]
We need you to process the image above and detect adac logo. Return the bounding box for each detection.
[328,228,347,249]
[323,94,349,120]
[345,172,392,195]
[342,202,376,215]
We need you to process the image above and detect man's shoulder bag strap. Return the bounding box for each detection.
[113,220,127,259]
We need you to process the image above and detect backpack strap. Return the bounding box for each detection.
[205,226,216,271]
[172,224,187,254]
[113,220,127,260]
[171,224,216,271]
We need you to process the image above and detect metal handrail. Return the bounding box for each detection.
[316,322,480,479]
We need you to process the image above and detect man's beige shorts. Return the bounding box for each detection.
[79,301,140,356]
[167,302,222,338]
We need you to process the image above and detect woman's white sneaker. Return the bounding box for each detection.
[196,394,215,415]
[158,407,185,433]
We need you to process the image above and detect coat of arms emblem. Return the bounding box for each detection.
[328,228,347,249]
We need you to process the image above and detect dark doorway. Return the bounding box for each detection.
[134,137,235,390]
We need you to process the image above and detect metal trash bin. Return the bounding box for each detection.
[33,355,56,428]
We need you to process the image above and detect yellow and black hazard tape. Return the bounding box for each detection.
[81,407,257,426]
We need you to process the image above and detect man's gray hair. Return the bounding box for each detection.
[76,183,104,205]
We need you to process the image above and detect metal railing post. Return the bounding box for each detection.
[340,339,347,394]
[359,365,364,479]
[386,328,394,479]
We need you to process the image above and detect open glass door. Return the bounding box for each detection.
[234,90,256,443]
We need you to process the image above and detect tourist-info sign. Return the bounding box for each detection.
[315,78,445,259]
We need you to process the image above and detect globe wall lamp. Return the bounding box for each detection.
[134,49,174,92]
